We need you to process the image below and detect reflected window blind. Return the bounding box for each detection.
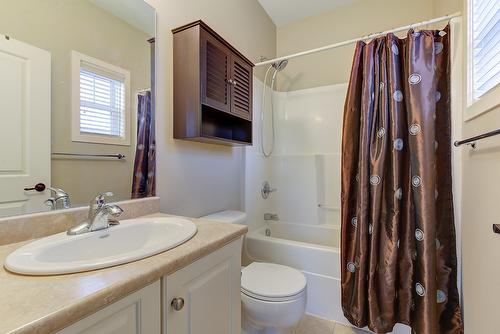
[79,62,125,137]
[472,0,500,99]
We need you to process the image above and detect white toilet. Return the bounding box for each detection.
[201,210,307,334]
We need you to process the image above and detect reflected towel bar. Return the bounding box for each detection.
[52,153,126,160]
[454,128,500,148]
[318,204,339,211]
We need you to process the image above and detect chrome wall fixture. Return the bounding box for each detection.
[454,128,500,148]
[261,181,277,199]
[52,152,126,160]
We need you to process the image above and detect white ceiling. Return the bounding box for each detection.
[257,0,357,27]
[88,0,155,36]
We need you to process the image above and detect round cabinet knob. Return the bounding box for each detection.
[171,297,185,311]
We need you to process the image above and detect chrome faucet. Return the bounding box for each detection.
[264,213,279,221]
[67,192,123,235]
[44,187,71,210]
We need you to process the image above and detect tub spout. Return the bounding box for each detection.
[264,213,279,221]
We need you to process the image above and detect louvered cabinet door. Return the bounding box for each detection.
[229,56,252,120]
[200,31,231,113]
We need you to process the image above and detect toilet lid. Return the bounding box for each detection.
[241,262,306,299]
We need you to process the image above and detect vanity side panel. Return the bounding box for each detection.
[173,26,201,139]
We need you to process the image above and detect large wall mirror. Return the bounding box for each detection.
[0,0,156,218]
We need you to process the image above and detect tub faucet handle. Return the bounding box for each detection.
[261,181,277,199]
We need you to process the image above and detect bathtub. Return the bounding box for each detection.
[244,221,346,324]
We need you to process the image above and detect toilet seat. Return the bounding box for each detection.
[241,262,306,302]
[241,286,306,302]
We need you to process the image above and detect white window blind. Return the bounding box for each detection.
[79,61,125,137]
[472,0,500,99]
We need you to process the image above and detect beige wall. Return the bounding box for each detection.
[0,0,152,205]
[276,0,438,91]
[144,0,276,217]
[455,0,500,332]
[433,0,462,16]
[461,107,500,332]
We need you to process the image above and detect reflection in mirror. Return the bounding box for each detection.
[0,0,156,218]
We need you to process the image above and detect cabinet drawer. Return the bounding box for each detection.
[57,281,160,334]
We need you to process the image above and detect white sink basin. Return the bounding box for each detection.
[5,217,197,275]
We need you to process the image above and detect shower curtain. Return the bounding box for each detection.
[341,25,463,333]
[131,91,156,198]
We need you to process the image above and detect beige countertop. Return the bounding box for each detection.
[0,213,247,334]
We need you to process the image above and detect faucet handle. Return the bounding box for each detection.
[88,192,114,219]
[47,187,69,198]
[93,192,114,205]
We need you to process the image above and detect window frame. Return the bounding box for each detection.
[71,51,131,145]
[465,0,500,120]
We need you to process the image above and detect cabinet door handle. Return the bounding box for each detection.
[171,297,185,311]
[493,224,500,234]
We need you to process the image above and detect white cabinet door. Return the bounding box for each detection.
[164,238,242,334]
[58,281,160,334]
[0,34,51,216]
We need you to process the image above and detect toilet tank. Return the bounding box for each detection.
[200,210,247,225]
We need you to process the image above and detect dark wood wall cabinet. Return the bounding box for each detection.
[173,20,254,146]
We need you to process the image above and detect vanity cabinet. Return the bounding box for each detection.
[163,238,242,334]
[173,20,253,146]
[56,238,242,334]
[57,281,161,334]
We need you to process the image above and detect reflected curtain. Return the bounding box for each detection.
[131,91,156,198]
[341,25,463,333]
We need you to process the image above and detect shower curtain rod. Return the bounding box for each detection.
[255,12,461,67]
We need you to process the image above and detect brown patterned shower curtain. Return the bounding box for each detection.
[131,91,156,198]
[341,25,463,333]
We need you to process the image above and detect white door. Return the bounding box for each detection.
[164,239,242,334]
[0,34,51,216]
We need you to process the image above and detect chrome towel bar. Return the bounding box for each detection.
[454,128,500,148]
[52,153,126,160]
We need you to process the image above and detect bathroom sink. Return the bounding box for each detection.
[4,217,197,275]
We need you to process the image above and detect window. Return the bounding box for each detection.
[471,0,499,98]
[71,51,131,145]
[467,0,500,117]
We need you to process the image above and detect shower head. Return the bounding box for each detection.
[272,59,288,71]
